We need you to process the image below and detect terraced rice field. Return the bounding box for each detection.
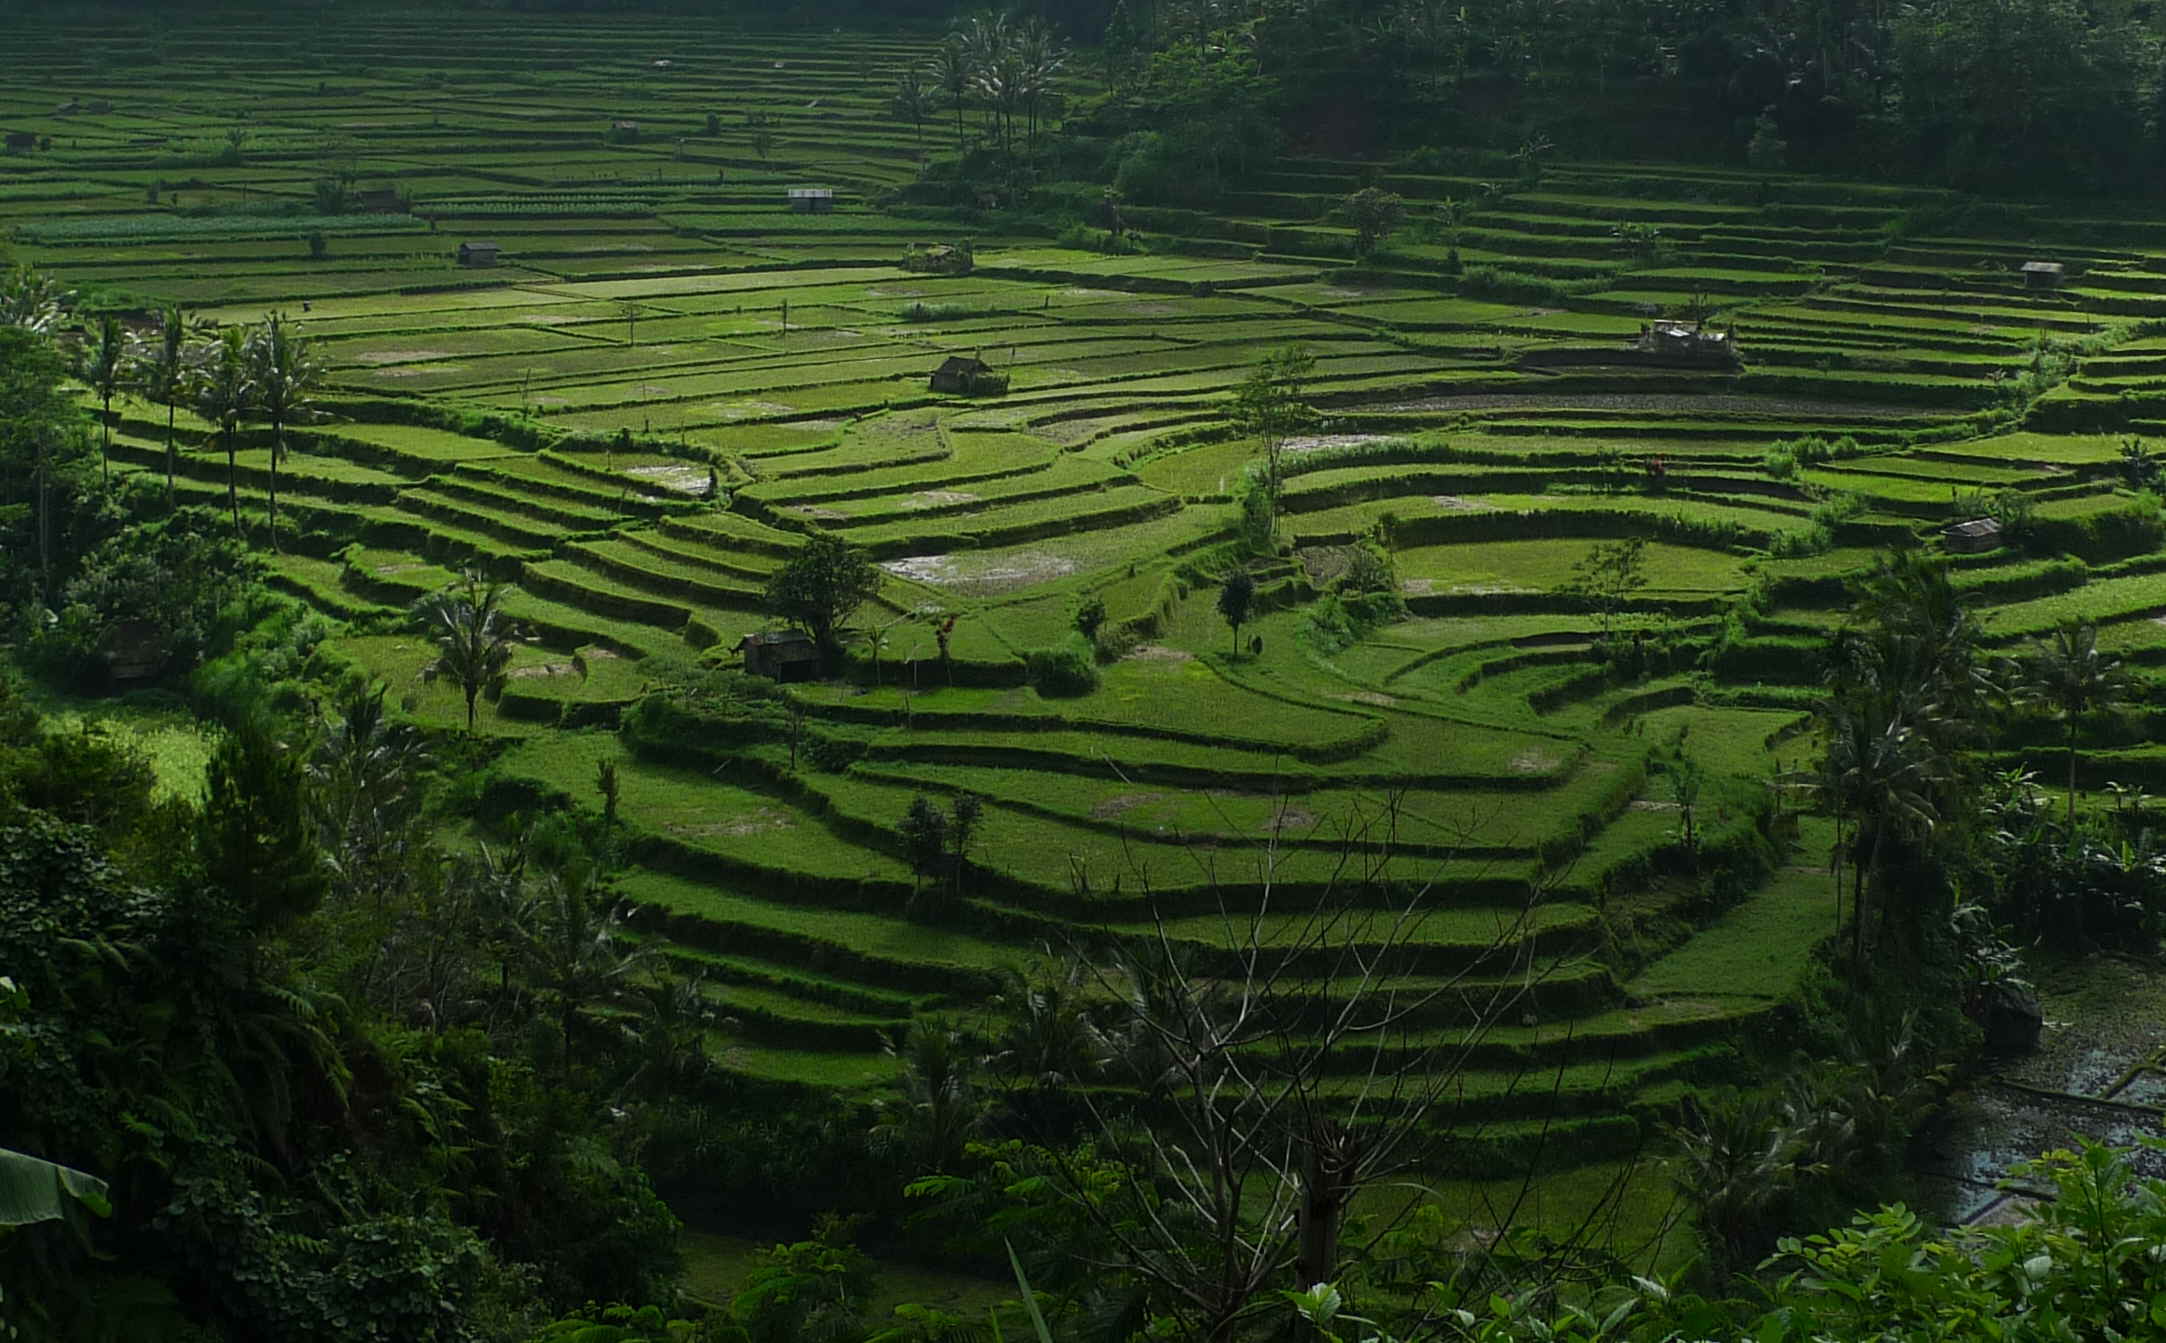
[7,14,2163,1178]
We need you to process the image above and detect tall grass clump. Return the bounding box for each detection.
[1767,491,1865,557]
[1762,434,1860,479]
[1456,265,1582,306]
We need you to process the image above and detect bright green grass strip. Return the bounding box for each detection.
[855,762,1590,853]
[1633,704,1813,780]
[616,869,1027,973]
[24,687,215,804]
[498,733,913,883]
[704,1039,898,1088]
[1396,539,1752,595]
[326,634,559,739]
[1125,899,1595,950]
[1629,852,1840,999]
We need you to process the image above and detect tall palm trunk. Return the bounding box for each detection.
[2067,719,2080,835]
[267,413,282,552]
[35,437,51,600]
[98,390,112,487]
[165,401,178,506]
[225,420,241,535]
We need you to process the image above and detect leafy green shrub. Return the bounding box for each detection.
[1456,265,1577,306]
[1055,222,1146,254]
[29,508,261,689]
[1024,635,1099,697]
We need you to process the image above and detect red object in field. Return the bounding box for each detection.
[1645,455,1668,478]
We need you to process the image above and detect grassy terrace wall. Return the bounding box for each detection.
[6,13,2161,1186]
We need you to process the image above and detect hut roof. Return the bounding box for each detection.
[2020,261,2065,275]
[737,629,816,651]
[1945,517,2002,539]
[937,354,990,376]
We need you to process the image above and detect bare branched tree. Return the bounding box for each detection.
[982,793,1643,1341]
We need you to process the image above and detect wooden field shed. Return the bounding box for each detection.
[1944,517,2004,554]
[457,240,501,267]
[738,629,823,681]
[4,131,33,152]
[788,186,834,213]
[99,619,164,690]
[1635,320,1739,367]
[930,354,995,394]
[611,119,640,140]
[2020,261,2066,290]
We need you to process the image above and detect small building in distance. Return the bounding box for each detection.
[788,186,834,213]
[1944,517,2004,555]
[52,100,79,116]
[738,629,823,682]
[930,354,1007,395]
[457,241,501,267]
[650,58,674,70]
[99,619,164,690]
[2020,261,2066,291]
[902,242,973,275]
[1634,320,1740,368]
[610,119,640,142]
[4,131,34,152]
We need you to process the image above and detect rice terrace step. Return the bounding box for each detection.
[10,6,2165,1318]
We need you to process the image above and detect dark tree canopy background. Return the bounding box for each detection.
[39,0,2166,193]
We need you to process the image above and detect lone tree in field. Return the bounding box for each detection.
[1436,195,1469,272]
[1563,535,1649,638]
[1228,345,1317,536]
[900,795,948,897]
[131,304,204,506]
[765,531,879,652]
[420,568,520,733]
[1073,596,1106,643]
[1341,186,1405,259]
[2025,619,2129,833]
[192,325,254,536]
[1218,569,1255,655]
[75,312,128,487]
[246,311,322,552]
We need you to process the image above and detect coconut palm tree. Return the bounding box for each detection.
[245,311,321,552]
[930,39,973,155]
[513,865,655,1079]
[191,326,254,535]
[0,263,67,334]
[1819,696,1946,966]
[889,67,933,151]
[419,568,519,733]
[986,960,1111,1094]
[2026,619,2130,835]
[130,304,206,506]
[870,1017,983,1173]
[75,313,128,487]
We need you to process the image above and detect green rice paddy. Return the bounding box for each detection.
[6,10,2162,1219]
